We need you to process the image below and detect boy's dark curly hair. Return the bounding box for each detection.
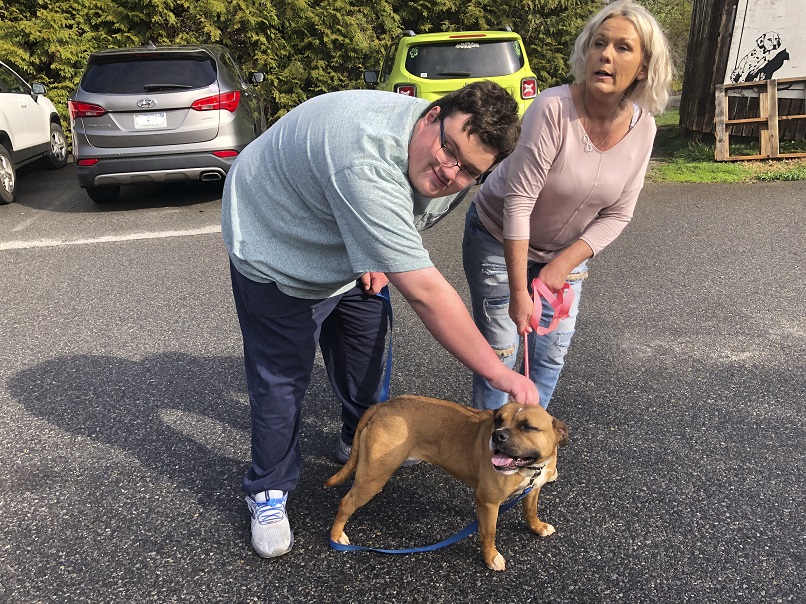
[421,81,521,162]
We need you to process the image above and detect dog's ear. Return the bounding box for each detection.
[553,418,570,447]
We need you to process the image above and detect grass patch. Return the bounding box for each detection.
[647,107,806,183]
[649,159,748,183]
[654,109,681,128]
[750,161,806,181]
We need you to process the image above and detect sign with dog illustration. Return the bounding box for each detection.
[725,0,804,84]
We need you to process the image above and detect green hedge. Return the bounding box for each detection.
[2,1,688,128]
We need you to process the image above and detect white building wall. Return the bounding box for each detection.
[725,0,805,84]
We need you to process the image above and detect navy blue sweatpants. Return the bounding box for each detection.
[230,262,389,495]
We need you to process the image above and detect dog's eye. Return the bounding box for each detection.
[520,423,539,432]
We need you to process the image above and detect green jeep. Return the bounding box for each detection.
[364,28,538,117]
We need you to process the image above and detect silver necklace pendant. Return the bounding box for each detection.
[580,87,621,153]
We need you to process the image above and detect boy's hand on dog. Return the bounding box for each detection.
[489,368,539,406]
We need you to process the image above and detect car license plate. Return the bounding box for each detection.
[134,112,167,129]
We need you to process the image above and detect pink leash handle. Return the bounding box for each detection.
[530,278,574,335]
[523,277,575,378]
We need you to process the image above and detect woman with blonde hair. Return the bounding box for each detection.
[463,0,672,410]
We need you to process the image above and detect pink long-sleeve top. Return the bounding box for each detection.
[474,84,656,263]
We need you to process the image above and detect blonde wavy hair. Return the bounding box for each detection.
[569,0,673,115]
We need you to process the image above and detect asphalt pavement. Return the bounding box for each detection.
[0,171,803,603]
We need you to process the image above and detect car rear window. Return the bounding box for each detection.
[81,56,217,94]
[404,40,525,79]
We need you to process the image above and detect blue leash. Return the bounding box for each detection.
[375,286,393,402]
[328,487,532,554]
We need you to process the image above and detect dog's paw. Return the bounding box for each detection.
[536,522,556,537]
[333,532,351,545]
[485,552,507,571]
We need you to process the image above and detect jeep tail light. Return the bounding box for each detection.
[394,84,417,97]
[213,150,239,158]
[69,101,107,119]
[77,158,99,166]
[521,77,537,99]
[191,91,241,112]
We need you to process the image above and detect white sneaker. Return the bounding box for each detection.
[245,490,294,558]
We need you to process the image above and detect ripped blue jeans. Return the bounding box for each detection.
[462,203,586,410]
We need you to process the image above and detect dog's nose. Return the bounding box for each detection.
[493,429,509,444]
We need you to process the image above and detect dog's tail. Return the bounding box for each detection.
[323,402,379,488]
[323,452,356,488]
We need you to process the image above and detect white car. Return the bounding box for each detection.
[0,60,68,204]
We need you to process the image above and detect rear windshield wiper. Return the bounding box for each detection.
[142,84,195,92]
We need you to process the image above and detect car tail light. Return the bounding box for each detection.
[76,158,99,166]
[69,101,107,119]
[521,78,537,99]
[213,150,239,158]
[394,84,417,97]
[191,91,241,112]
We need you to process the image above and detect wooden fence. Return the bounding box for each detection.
[714,77,806,160]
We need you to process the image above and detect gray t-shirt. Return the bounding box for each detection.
[222,90,463,299]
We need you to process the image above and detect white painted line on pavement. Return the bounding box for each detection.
[0,225,222,251]
[10,215,40,233]
[11,199,63,232]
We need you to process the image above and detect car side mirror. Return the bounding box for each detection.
[31,82,46,96]
[363,70,379,85]
[248,72,265,85]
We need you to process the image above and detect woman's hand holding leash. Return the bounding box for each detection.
[509,288,535,336]
[522,277,575,379]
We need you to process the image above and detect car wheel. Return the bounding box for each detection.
[85,185,120,204]
[42,123,69,169]
[0,146,16,204]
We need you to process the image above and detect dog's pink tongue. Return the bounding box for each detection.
[491,452,515,467]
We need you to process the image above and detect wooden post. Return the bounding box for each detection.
[714,84,729,161]
[767,80,780,158]
[759,83,770,157]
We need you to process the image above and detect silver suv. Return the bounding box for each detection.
[69,43,266,203]
[0,60,69,204]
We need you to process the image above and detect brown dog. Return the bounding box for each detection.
[325,395,569,571]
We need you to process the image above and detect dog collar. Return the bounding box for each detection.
[513,464,544,495]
